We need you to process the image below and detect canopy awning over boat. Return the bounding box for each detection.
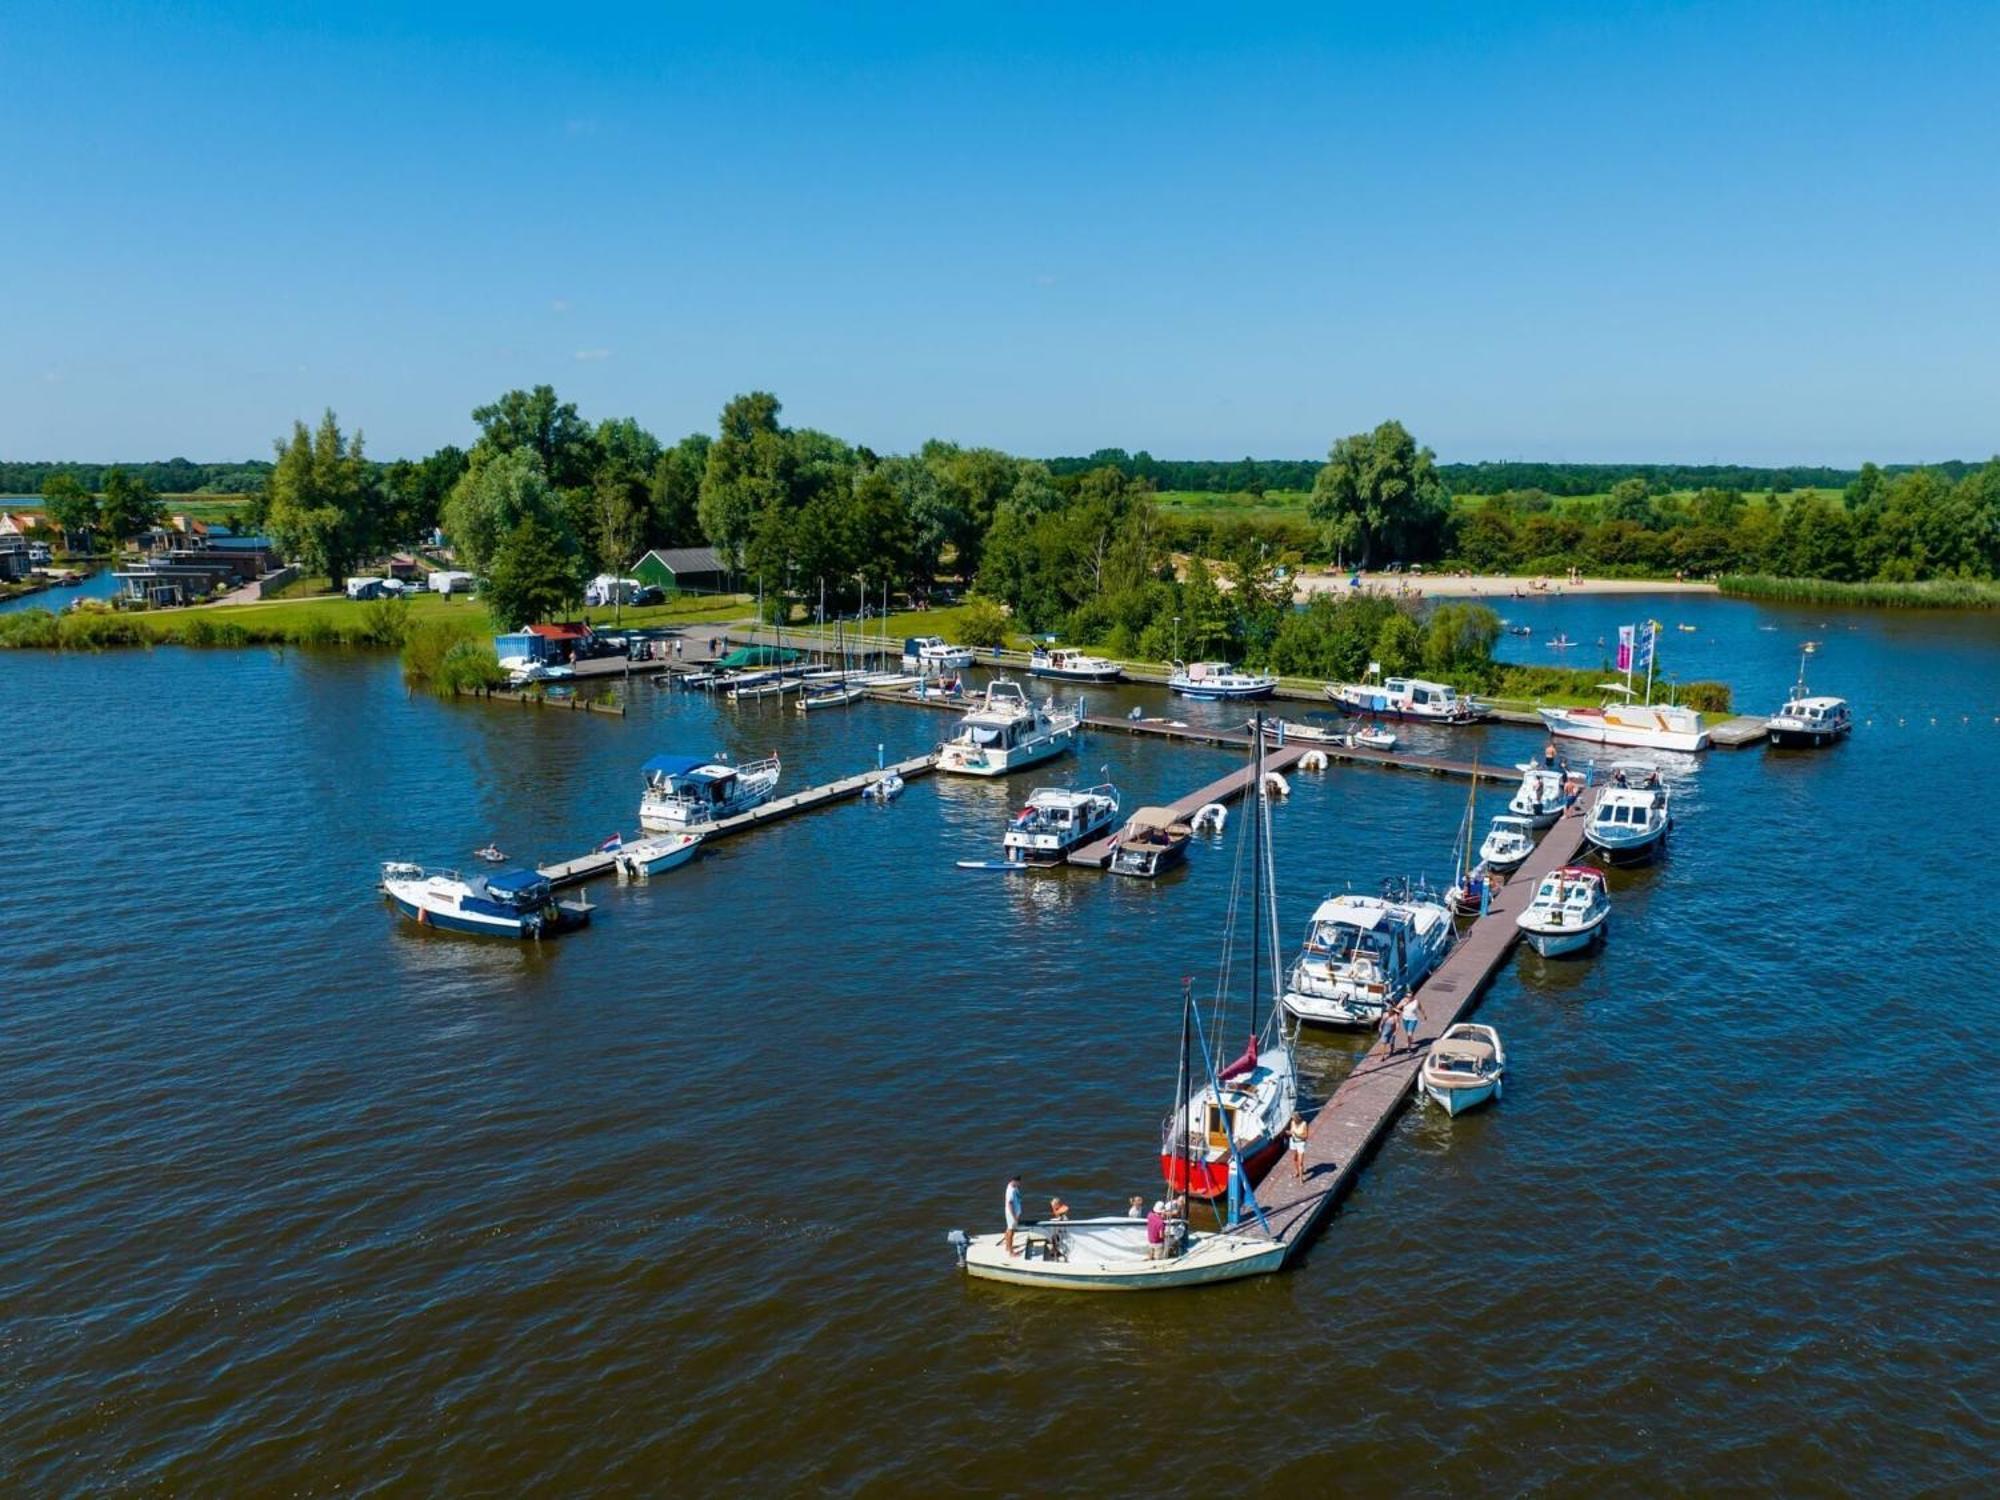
[716,645,802,668]
[1125,805,1182,830]
[642,753,710,777]
[482,868,551,899]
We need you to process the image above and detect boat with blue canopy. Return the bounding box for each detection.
[638,752,782,830]
[380,863,591,939]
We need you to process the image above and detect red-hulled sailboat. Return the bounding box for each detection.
[1160,719,1299,1199]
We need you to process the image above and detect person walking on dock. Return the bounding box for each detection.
[1003,1176,1023,1257]
[1399,993,1423,1051]
[1378,1007,1400,1055]
[1288,1112,1311,1182]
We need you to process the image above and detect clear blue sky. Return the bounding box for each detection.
[5,1,1996,465]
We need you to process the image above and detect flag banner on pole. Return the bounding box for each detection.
[1635,621,1657,671]
[1616,625,1634,672]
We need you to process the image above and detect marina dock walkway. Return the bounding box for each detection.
[539,752,938,887]
[1065,744,1310,868]
[1251,786,1601,1259]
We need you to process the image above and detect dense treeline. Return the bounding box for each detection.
[0,459,271,495]
[1045,450,1321,494]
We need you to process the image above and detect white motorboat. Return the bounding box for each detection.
[1352,724,1397,751]
[1262,717,1347,744]
[949,1213,1285,1291]
[1419,1023,1506,1115]
[1767,652,1850,748]
[902,635,976,670]
[1478,814,1537,872]
[1169,660,1277,700]
[1325,675,1484,724]
[1585,763,1671,865]
[855,671,917,690]
[1508,762,1576,828]
[798,680,868,711]
[1280,881,1454,1027]
[1029,647,1124,683]
[380,863,590,939]
[1000,783,1121,865]
[1540,688,1709,753]
[1515,866,1610,956]
[861,769,904,802]
[1108,806,1193,878]
[613,831,703,880]
[936,679,1080,776]
[638,752,782,829]
[908,675,966,701]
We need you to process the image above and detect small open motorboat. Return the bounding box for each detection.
[1419,1023,1506,1115]
[474,843,507,864]
[1108,806,1193,877]
[1352,723,1397,751]
[861,770,905,802]
[1478,814,1537,872]
[1261,716,1348,744]
[614,831,703,881]
[1515,866,1610,956]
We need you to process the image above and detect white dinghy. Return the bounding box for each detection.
[1419,1023,1507,1115]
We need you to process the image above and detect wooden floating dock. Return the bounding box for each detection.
[1251,786,1601,1260]
[538,752,939,888]
[1066,744,1311,868]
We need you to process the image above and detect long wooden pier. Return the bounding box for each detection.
[1066,744,1310,868]
[538,752,938,888]
[1251,786,1601,1259]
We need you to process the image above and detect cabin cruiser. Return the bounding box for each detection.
[1108,806,1193,878]
[1585,764,1671,865]
[1766,694,1850,747]
[937,679,1080,776]
[1169,661,1277,700]
[1325,675,1484,724]
[1029,647,1124,683]
[637,752,782,829]
[902,635,976,670]
[1515,866,1610,956]
[613,831,704,881]
[1280,884,1454,1027]
[1478,814,1537,872]
[380,863,590,939]
[1540,684,1709,752]
[1002,784,1121,865]
[1419,1024,1506,1116]
[1161,1033,1297,1198]
[1508,762,1576,827]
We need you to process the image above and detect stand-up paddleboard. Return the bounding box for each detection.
[955,859,1034,872]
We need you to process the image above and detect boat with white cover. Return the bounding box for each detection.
[1029,647,1124,683]
[1766,651,1850,748]
[1325,675,1483,724]
[1478,814,1537,872]
[638,752,782,829]
[936,680,1079,776]
[1001,783,1121,865]
[1280,881,1454,1028]
[902,635,975,670]
[1169,660,1277,700]
[613,832,703,880]
[1516,866,1610,956]
[1108,806,1193,878]
[380,863,590,939]
[1419,1023,1506,1115]
[1584,763,1671,865]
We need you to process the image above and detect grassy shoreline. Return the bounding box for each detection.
[1718,574,2000,609]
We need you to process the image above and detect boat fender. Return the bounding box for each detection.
[1299,750,1329,772]
[1263,771,1291,797]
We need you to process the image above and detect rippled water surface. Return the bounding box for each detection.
[4,596,1996,1492]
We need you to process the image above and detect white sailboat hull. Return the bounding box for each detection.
[957,1225,1285,1290]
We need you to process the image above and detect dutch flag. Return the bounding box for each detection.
[598,833,623,852]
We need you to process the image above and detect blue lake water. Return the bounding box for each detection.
[2,591,1995,1490]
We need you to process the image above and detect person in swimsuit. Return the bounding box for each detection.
[1288,1112,1311,1182]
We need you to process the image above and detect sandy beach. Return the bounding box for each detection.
[1291,571,1720,601]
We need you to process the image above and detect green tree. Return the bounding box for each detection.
[98,466,165,543]
[265,411,377,585]
[699,392,792,567]
[440,446,565,575]
[1371,610,1423,677]
[381,445,467,547]
[40,472,98,543]
[1177,556,1235,658]
[648,434,711,547]
[1602,477,1657,527]
[471,386,599,489]
[1420,602,1501,682]
[1308,420,1450,568]
[482,516,584,629]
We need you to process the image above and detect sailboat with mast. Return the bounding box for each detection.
[1539,620,1709,751]
[1160,719,1299,1199]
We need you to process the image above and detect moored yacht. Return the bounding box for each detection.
[1515,866,1610,956]
[1108,806,1193,878]
[380,863,590,939]
[902,635,975,670]
[1419,1024,1506,1115]
[936,679,1080,776]
[1584,764,1671,865]
[1001,783,1122,865]
[1766,652,1850,748]
[1478,814,1537,872]
[1169,660,1277,700]
[1325,675,1483,724]
[638,752,782,829]
[1280,881,1454,1028]
[1029,647,1124,683]
[1508,762,1576,828]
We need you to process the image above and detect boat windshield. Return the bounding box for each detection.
[1309,922,1387,963]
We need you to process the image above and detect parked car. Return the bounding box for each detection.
[632,584,666,605]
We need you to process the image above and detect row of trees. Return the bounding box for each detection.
[39,468,166,544]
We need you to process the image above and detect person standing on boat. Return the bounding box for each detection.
[1288,1112,1311,1182]
[1003,1176,1023,1257]
[1127,1195,1146,1219]
[1399,993,1423,1052]
[1145,1201,1167,1260]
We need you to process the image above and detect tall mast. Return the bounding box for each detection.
[1248,714,1263,1037]
[1175,978,1193,1185]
